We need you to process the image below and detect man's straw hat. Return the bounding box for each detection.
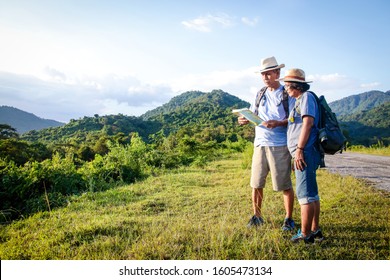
[256,56,285,73]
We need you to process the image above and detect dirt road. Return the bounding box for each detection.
[323,152,390,192]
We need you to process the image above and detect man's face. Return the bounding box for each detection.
[261,70,278,86]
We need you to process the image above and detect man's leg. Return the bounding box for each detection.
[253,188,263,217]
[283,188,294,218]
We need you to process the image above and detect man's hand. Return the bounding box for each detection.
[263,120,280,129]
[238,116,249,125]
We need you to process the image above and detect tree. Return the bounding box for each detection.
[0,124,19,139]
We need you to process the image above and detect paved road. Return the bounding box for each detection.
[323,152,390,192]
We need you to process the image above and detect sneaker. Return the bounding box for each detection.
[282,218,295,231]
[291,229,314,244]
[312,228,324,242]
[247,215,264,228]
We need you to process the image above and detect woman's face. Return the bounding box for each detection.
[284,82,301,98]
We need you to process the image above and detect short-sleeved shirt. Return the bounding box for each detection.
[250,86,295,147]
[287,91,319,157]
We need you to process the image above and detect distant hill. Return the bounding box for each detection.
[141,89,250,120]
[0,106,64,134]
[22,90,252,144]
[140,89,251,137]
[329,90,390,116]
[340,101,390,145]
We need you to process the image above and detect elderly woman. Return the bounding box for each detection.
[277,68,324,244]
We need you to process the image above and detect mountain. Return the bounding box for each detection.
[21,90,252,144]
[140,89,251,137]
[141,89,250,120]
[329,90,390,116]
[340,101,390,145]
[0,106,64,134]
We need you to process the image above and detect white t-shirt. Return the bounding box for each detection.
[250,86,294,147]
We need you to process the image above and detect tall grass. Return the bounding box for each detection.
[348,143,390,156]
[0,153,389,260]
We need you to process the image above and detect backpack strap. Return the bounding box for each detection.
[307,91,323,129]
[253,86,267,116]
[254,86,289,119]
[281,88,289,119]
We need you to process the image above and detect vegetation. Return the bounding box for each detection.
[348,142,390,156]
[1,130,248,221]
[340,102,390,146]
[0,153,388,260]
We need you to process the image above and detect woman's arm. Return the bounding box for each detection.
[294,116,314,171]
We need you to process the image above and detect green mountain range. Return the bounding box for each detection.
[329,90,390,116]
[1,89,389,146]
[339,101,390,145]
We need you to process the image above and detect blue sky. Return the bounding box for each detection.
[0,0,389,122]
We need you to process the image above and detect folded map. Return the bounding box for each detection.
[232,108,264,126]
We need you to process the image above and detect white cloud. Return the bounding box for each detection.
[241,17,259,26]
[181,13,234,32]
[43,67,67,82]
[0,71,175,122]
[360,82,381,89]
[170,66,261,103]
[306,73,375,102]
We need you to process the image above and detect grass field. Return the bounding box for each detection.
[0,153,389,260]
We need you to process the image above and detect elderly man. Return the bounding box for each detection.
[239,56,295,231]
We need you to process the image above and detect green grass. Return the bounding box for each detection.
[0,153,389,260]
[348,145,390,156]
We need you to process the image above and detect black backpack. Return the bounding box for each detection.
[309,91,347,166]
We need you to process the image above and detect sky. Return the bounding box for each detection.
[0,0,389,122]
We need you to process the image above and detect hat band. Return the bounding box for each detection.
[262,64,278,71]
[284,75,305,81]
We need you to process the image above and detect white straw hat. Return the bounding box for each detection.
[256,56,285,73]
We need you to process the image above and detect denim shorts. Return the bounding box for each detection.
[294,145,321,205]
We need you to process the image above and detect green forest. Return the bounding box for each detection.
[0,90,253,222]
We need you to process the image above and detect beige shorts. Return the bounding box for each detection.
[250,145,292,191]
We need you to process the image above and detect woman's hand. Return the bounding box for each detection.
[294,149,307,171]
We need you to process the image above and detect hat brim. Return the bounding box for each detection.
[276,77,312,83]
[255,63,285,73]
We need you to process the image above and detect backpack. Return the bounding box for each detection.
[254,86,289,119]
[309,91,347,166]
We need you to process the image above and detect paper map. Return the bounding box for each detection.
[232,108,264,126]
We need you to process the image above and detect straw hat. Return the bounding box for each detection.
[277,68,312,83]
[256,56,285,73]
